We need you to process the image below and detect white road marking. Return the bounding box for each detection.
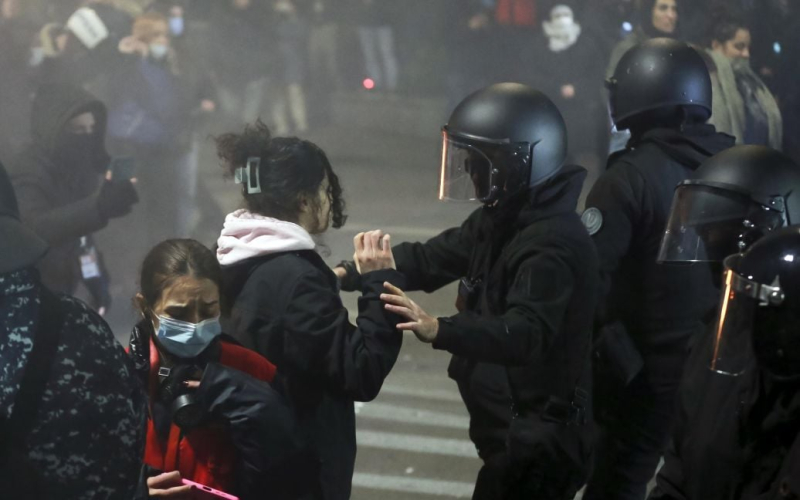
[356,402,469,429]
[357,430,478,458]
[352,472,474,498]
[380,384,465,403]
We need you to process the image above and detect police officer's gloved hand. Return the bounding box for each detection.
[97,179,138,219]
[335,260,362,292]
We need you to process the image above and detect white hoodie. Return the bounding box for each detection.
[216,209,316,266]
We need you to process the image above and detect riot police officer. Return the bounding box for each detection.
[650,226,800,499]
[582,38,736,500]
[658,145,800,264]
[337,83,599,499]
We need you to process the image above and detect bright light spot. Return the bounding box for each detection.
[622,22,633,32]
[774,42,782,55]
[363,78,376,90]
[783,254,795,262]
[405,467,415,474]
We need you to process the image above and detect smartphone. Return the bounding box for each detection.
[181,479,240,500]
[109,157,136,182]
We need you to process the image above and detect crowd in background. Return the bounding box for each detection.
[1,0,799,162]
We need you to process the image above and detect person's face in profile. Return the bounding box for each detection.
[713,28,752,61]
[651,0,678,34]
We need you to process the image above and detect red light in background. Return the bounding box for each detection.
[363,78,375,90]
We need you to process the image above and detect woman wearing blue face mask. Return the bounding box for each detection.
[128,239,301,500]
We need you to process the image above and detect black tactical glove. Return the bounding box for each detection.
[96,179,139,219]
[336,260,363,292]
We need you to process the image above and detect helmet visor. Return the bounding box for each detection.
[439,132,497,202]
[710,256,757,376]
[659,183,765,263]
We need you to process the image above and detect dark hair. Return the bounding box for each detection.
[707,7,749,47]
[215,121,347,229]
[137,239,222,315]
[638,0,679,35]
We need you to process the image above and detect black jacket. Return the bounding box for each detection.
[393,166,599,478]
[585,125,735,356]
[650,333,800,500]
[221,250,406,500]
[8,85,110,294]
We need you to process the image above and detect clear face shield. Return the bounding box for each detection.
[710,254,786,376]
[658,181,786,263]
[438,129,531,203]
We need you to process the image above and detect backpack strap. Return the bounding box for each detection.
[0,288,67,478]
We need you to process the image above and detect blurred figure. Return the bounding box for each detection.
[8,84,138,314]
[216,122,406,499]
[0,159,146,498]
[307,0,345,93]
[583,39,734,500]
[705,11,783,150]
[606,0,679,78]
[129,239,299,500]
[355,0,400,91]
[211,0,273,126]
[0,0,35,161]
[271,0,310,135]
[527,4,605,182]
[444,0,501,113]
[108,11,216,244]
[39,4,134,92]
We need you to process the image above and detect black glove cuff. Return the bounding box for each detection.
[336,260,362,292]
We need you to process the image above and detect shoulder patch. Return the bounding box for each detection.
[581,207,603,236]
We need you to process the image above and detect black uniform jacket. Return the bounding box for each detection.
[221,250,406,500]
[650,333,800,500]
[585,125,735,356]
[393,165,599,473]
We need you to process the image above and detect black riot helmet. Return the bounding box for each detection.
[439,83,567,204]
[607,38,711,130]
[659,146,800,263]
[710,227,800,381]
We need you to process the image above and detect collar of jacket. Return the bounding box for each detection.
[488,164,587,230]
[632,124,736,170]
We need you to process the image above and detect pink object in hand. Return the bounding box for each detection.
[180,479,239,500]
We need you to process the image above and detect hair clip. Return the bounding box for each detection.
[234,157,262,194]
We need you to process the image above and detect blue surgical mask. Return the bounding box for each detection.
[169,16,185,37]
[149,43,169,60]
[155,315,222,358]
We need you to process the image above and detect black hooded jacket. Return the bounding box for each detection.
[221,250,406,500]
[392,165,599,478]
[650,333,800,500]
[585,124,735,356]
[8,84,110,294]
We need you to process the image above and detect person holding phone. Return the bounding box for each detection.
[215,122,406,499]
[129,238,299,500]
[7,83,138,314]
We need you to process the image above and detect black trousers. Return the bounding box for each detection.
[472,451,584,500]
[583,353,686,500]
